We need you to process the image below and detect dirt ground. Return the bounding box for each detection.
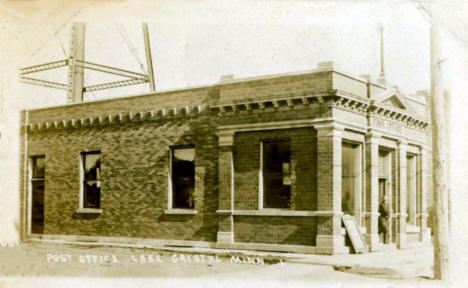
[0,242,444,288]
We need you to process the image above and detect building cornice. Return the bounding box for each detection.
[25,91,429,132]
[26,105,208,132]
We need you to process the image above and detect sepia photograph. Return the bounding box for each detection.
[0,0,467,287]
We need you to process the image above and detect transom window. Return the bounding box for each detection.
[32,156,45,178]
[262,139,291,208]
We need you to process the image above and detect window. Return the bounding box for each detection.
[407,155,418,226]
[262,140,291,208]
[81,151,101,209]
[31,156,45,234]
[342,143,361,217]
[171,146,195,209]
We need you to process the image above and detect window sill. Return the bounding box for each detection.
[76,208,103,214]
[237,209,313,216]
[164,209,197,215]
[215,209,341,217]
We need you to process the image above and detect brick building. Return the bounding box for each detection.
[20,61,431,254]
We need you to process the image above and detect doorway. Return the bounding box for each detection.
[378,177,389,243]
[378,149,396,244]
[379,177,387,202]
[31,156,45,234]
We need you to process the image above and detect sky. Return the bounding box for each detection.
[1,0,433,109]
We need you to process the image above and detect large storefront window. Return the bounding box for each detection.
[342,142,361,218]
[378,150,391,202]
[407,154,418,226]
[262,140,291,208]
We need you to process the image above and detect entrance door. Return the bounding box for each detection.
[378,149,397,245]
[378,177,391,243]
[378,178,386,203]
[31,156,45,234]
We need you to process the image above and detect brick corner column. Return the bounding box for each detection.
[419,146,430,243]
[216,130,235,245]
[397,139,408,249]
[365,130,381,252]
[315,122,348,255]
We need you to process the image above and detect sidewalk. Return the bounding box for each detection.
[156,243,433,279]
[0,240,442,288]
[27,238,434,280]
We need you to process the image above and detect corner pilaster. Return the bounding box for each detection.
[315,122,348,255]
[397,139,407,249]
[216,130,235,244]
[365,130,381,251]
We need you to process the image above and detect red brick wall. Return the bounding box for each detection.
[23,71,331,246]
[232,128,318,245]
[219,104,332,127]
[28,87,218,124]
[219,71,332,104]
[26,115,219,241]
[28,71,333,125]
[234,216,316,246]
[233,128,317,210]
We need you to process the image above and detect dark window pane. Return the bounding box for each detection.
[82,152,101,208]
[263,140,291,208]
[33,156,45,178]
[172,147,195,208]
[263,141,290,173]
[31,155,45,234]
[342,143,358,215]
[84,180,101,208]
[31,180,44,234]
[264,177,290,208]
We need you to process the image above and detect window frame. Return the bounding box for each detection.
[29,155,46,235]
[406,152,419,229]
[166,145,197,214]
[341,140,364,225]
[260,138,292,210]
[77,150,103,214]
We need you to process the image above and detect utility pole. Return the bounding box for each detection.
[417,2,452,280]
[20,22,153,101]
[377,24,386,85]
[67,22,85,103]
[142,23,155,92]
[430,24,450,281]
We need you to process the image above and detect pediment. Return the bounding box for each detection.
[376,92,415,112]
[381,95,407,109]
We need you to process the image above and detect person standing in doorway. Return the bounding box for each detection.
[378,195,391,244]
